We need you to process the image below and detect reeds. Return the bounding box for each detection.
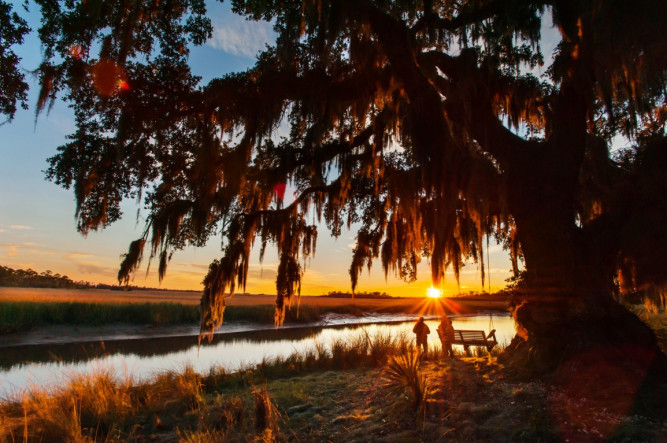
[0,331,435,441]
[0,301,200,332]
[0,301,380,332]
[0,364,209,442]
[252,330,413,380]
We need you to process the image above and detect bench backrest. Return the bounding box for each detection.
[454,330,487,341]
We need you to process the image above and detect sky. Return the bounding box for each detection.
[0,1,519,296]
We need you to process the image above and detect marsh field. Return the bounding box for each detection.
[0,287,507,333]
[0,287,507,310]
[1,288,665,442]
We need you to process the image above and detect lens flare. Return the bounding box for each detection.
[91,60,128,96]
[68,44,84,60]
[273,183,287,201]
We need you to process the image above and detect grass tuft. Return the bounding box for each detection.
[382,349,428,411]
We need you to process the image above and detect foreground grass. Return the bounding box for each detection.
[0,332,414,441]
[2,331,665,442]
[631,306,667,354]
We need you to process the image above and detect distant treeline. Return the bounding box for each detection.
[0,265,198,292]
[0,266,90,289]
[324,291,393,299]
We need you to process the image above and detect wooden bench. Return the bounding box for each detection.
[450,329,498,352]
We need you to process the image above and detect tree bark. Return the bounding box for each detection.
[505,151,664,376]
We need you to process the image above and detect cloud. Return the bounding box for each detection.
[169,269,207,277]
[2,242,40,257]
[208,15,275,58]
[9,225,34,230]
[74,260,116,277]
[249,262,278,269]
[27,249,56,256]
[487,244,505,254]
[173,262,211,270]
[1,242,37,247]
[459,267,510,275]
[65,252,97,259]
[247,267,278,281]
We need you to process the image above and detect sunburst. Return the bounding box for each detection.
[426,286,442,298]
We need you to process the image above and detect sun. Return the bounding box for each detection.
[426,286,442,298]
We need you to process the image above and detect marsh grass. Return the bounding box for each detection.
[0,301,381,332]
[0,301,200,332]
[252,386,282,437]
[4,330,662,442]
[0,331,417,441]
[0,363,211,442]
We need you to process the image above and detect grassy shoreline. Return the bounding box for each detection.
[0,296,508,333]
[1,331,665,442]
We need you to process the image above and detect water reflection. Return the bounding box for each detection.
[0,327,323,369]
[0,314,514,397]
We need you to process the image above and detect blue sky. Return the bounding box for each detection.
[0,1,514,295]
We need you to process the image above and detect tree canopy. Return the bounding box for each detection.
[0,1,30,122]
[4,0,666,342]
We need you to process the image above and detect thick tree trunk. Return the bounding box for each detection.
[504,148,665,378]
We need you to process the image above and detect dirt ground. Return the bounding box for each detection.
[266,358,667,442]
[159,355,667,442]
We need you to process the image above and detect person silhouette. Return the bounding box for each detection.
[437,314,455,358]
[412,316,430,354]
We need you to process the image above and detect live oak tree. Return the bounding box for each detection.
[5,0,666,369]
[0,1,30,122]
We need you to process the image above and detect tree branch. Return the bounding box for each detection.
[417,50,541,168]
[411,0,509,35]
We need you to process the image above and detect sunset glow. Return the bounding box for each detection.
[426,286,442,298]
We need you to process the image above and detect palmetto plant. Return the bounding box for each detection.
[382,349,428,411]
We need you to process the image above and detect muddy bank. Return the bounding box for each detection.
[0,312,452,348]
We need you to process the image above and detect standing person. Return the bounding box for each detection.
[412,316,430,354]
[437,314,455,358]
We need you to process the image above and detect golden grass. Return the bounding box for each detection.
[2,334,665,442]
[0,364,208,442]
[0,287,507,313]
[0,331,421,441]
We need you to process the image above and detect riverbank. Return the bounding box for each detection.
[0,287,508,337]
[1,336,665,442]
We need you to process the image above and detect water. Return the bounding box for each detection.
[0,313,514,398]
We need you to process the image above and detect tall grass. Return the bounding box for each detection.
[0,301,379,332]
[0,364,207,441]
[0,301,200,332]
[251,330,413,382]
[0,330,421,441]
